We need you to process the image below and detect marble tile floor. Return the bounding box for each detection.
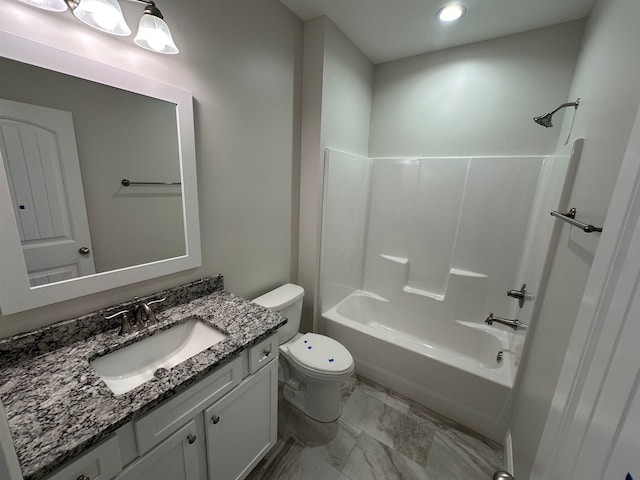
[248,375,504,480]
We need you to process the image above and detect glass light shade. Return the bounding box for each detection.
[73,0,131,36]
[19,0,68,12]
[134,14,178,54]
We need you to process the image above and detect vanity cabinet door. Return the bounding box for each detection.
[114,420,200,480]
[205,359,277,480]
[44,436,122,480]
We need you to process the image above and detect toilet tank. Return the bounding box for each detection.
[252,284,304,344]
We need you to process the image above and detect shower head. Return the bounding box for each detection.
[533,98,580,128]
[533,113,554,128]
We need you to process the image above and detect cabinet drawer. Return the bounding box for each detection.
[45,435,122,480]
[248,334,278,374]
[135,355,243,454]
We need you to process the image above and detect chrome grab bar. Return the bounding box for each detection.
[551,208,602,233]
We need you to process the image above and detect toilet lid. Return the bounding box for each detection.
[287,333,353,374]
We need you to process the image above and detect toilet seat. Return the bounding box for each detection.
[284,333,353,379]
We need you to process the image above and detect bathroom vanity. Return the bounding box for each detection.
[0,276,284,480]
[0,30,284,480]
[49,340,278,480]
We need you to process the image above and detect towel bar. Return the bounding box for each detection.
[121,178,181,186]
[550,208,602,233]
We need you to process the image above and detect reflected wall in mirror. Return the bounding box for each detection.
[0,30,200,314]
[0,56,185,286]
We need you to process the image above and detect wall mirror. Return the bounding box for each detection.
[0,30,201,315]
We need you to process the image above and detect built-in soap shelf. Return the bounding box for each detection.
[449,268,488,279]
[380,254,408,265]
[402,285,445,301]
[379,254,487,302]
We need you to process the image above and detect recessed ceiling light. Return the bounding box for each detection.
[436,4,466,22]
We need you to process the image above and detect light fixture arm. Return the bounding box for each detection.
[125,0,163,18]
[65,0,162,16]
[140,1,163,19]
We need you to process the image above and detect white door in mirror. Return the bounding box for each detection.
[0,98,96,286]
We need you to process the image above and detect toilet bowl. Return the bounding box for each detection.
[252,284,354,422]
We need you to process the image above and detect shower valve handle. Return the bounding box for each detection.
[507,284,535,308]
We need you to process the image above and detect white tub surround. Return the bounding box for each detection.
[319,148,572,440]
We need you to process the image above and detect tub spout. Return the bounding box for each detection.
[485,313,528,331]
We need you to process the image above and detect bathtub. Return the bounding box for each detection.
[323,290,516,441]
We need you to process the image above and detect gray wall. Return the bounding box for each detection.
[0,0,303,338]
[298,16,374,333]
[299,20,585,334]
[369,21,585,157]
[509,0,640,477]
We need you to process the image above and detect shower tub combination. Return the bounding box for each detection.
[324,290,516,440]
[319,148,570,440]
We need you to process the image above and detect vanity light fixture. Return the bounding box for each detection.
[133,1,178,54]
[19,0,68,12]
[72,0,131,36]
[16,0,179,54]
[436,4,466,22]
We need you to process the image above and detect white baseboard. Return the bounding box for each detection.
[504,429,514,473]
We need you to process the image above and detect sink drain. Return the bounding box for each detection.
[154,367,169,379]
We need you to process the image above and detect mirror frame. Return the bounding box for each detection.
[0,30,201,315]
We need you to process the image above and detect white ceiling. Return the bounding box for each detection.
[279,0,596,64]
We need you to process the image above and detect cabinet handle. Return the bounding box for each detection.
[77,476,90,480]
[211,415,220,424]
[262,349,271,357]
[187,434,197,444]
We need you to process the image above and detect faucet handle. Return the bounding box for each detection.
[145,297,166,323]
[147,297,167,308]
[119,313,133,335]
[104,310,133,336]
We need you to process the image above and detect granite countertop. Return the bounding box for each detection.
[0,276,286,480]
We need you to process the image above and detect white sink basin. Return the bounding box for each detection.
[91,318,227,395]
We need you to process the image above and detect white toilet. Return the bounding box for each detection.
[252,283,354,422]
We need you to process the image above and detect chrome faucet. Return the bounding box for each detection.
[485,313,528,331]
[133,297,166,329]
[104,297,167,335]
[134,302,156,328]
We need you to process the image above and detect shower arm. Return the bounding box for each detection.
[548,99,580,115]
